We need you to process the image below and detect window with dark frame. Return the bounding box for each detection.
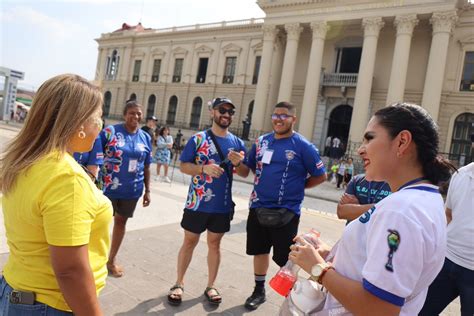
[460,51,474,91]
[147,95,156,118]
[449,113,473,166]
[223,56,237,84]
[103,91,112,116]
[151,59,161,82]
[334,47,362,73]
[167,96,178,125]
[106,50,119,80]
[173,58,184,83]
[190,97,203,128]
[252,56,261,84]
[196,58,208,83]
[132,60,142,82]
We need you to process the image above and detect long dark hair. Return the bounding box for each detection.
[159,126,169,137]
[374,103,456,185]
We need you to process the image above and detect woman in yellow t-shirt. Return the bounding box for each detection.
[0,74,112,316]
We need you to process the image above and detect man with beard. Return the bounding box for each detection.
[237,101,327,310]
[167,97,247,306]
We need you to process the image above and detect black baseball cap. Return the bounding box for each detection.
[146,116,158,121]
[211,97,235,109]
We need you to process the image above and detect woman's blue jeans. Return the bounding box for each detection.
[419,258,474,316]
[0,276,73,316]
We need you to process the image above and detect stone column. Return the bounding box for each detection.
[161,44,172,83]
[421,11,458,121]
[142,48,152,82]
[251,24,278,133]
[209,41,222,84]
[95,48,107,81]
[264,35,285,132]
[348,17,385,144]
[386,15,418,105]
[120,46,132,82]
[278,23,303,102]
[299,21,329,140]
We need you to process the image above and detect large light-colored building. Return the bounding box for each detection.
[95,0,474,165]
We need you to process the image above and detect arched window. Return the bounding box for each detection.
[327,104,353,144]
[190,97,202,128]
[129,93,137,102]
[106,50,120,80]
[167,95,178,125]
[147,95,156,118]
[450,112,474,166]
[103,91,112,117]
[247,100,254,121]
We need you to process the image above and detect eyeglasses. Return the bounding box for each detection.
[217,108,235,116]
[271,113,294,120]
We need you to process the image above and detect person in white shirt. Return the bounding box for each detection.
[289,103,455,316]
[419,134,474,316]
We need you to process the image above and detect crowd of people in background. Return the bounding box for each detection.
[0,73,472,316]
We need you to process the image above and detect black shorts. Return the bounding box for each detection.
[246,208,300,267]
[180,209,231,234]
[109,198,139,218]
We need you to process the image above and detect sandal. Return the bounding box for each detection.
[167,284,184,306]
[107,263,124,278]
[204,287,222,305]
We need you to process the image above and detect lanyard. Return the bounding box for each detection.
[398,177,425,191]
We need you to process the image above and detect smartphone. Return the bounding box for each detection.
[10,290,36,305]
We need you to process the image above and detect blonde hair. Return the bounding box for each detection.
[0,74,103,194]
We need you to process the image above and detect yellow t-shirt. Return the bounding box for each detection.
[2,151,112,311]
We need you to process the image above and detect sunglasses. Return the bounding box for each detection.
[217,108,235,116]
[271,113,294,120]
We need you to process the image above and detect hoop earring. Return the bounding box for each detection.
[78,127,86,139]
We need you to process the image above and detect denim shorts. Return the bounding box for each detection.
[0,276,73,315]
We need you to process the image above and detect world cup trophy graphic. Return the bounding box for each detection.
[385,229,400,272]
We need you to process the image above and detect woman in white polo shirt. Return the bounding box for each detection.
[289,103,456,316]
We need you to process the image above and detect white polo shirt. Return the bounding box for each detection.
[446,162,474,270]
[324,183,446,316]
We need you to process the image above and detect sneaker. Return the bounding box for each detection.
[163,176,171,183]
[153,175,160,182]
[244,287,266,310]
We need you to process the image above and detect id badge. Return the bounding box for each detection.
[128,159,138,172]
[262,149,273,164]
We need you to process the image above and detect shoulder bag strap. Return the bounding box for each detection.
[206,129,233,182]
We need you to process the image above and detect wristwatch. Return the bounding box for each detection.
[311,262,334,284]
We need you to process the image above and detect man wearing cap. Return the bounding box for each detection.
[237,101,327,310]
[167,97,247,306]
[141,116,158,139]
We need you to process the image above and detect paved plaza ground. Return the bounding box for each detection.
[0,122,460,315]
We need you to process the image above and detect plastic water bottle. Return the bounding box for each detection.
[269,229,321,297]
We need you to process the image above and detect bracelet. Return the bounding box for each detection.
[234,161,241,167]
[317,266,335,285]
[145,189,151,193]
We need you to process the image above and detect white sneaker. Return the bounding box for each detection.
[163,176,171,183]
[154,175,160,182]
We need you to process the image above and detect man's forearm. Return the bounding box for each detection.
[337,203,374,221]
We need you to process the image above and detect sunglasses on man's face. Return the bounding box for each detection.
[217,107,235,116]
[271,113,293,120]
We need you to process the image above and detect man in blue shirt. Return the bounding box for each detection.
[337,174,391,224]
[237,101,327,310]
[167,97,246,307]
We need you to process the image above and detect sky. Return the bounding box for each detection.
[1,0,265,91]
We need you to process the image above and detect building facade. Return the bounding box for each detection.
[95,0,474,165]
